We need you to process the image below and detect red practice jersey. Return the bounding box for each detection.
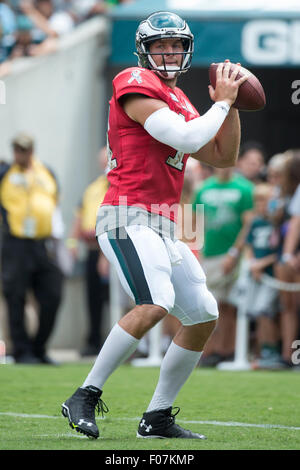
[102,67,200,222]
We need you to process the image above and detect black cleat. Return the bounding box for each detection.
[137,407,206,439]
[61,385,108,439]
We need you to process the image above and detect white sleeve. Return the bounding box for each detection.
[144,101,230,154]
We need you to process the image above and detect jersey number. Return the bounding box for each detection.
[106,133,117,171]
[166,151,185,171]
[106,105,117,171]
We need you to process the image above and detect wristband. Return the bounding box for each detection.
[281,253,293,264]
[214,101,231,114]
[228,247,240,258]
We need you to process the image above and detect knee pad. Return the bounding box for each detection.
[172,283,219,326]
[201,285,219,321]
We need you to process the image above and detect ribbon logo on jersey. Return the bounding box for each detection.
[128,70,143,84]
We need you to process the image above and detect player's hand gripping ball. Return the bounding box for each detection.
[209,63,266,111]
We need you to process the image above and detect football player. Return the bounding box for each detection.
[62,11,247,439]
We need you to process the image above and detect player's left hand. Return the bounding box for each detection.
[285,253,300,273]
[249,261,263,280]
[222,253,238,274]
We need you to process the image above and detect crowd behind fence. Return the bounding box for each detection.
[0,0,131,75]
[0,3,299,368]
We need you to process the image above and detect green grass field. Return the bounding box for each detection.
[0,362,300,451]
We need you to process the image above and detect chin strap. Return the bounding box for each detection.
[148,55,182,79]
[155,69,180,79]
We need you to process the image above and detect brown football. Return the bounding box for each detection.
[209,63,266,111]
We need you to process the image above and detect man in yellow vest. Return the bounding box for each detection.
[67,147,109,356]
[0,133,64,364]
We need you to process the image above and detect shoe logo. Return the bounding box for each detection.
[140,419,152,433]
[78,419,93,427]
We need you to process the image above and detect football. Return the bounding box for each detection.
[209,63,266,111]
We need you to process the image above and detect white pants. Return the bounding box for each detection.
[98,225,219,326]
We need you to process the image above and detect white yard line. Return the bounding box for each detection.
[0,411,300,431]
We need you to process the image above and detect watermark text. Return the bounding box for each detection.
[291,80,300,105]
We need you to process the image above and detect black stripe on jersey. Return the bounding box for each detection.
[107,227,153,305]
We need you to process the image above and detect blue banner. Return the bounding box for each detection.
[109,1,300,67]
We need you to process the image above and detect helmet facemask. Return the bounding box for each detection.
[135,12,194,79]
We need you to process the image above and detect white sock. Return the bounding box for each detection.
[82,323,139,390]
[147,341,202,412]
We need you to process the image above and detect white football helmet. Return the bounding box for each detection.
[135,11,194,79]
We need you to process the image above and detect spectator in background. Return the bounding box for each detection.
[236,140,266,184]
[0,132,64,364]
[198,161,215,182]
[10,13,32,58]
[283,172,300,272]
[274,150,300,366]
[53,0,132,24]
[53,0,107,23]
[184,158,215,192]
[104,0,134,4]
[244,183,281,369]
[0,0,74,75]
[267,153,289,191]
[266,152,291,233]
[67,147,110,357]
[0,0,17,63]
[19,0,74,39]
[183,157,203,192]
[0,0,131,74]
[192,167,254,366]
[0,1,16,33]
[6,13,44,60]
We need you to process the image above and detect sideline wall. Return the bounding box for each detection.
[0,17,110,352]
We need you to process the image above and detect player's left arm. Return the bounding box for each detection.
[221,209,254,274]
[191,107,241,168]
[282,215,300,270]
